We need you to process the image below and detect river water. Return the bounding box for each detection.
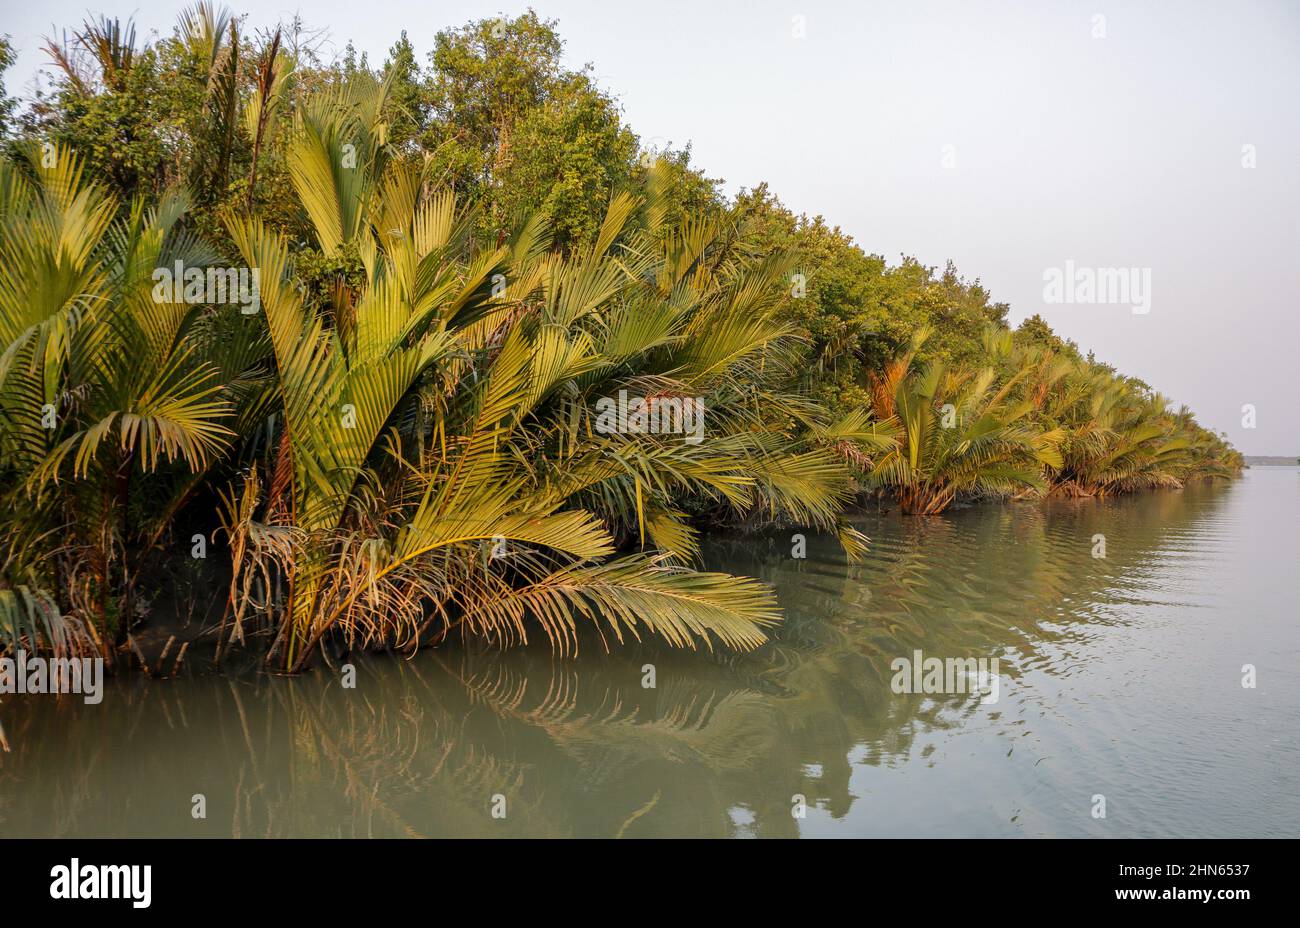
[2,468,1297,837]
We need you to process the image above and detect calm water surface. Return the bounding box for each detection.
[2,468,1297,837]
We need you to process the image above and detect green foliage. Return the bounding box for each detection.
[418,13,640,248]
[38,35,172,198]
[732,186,1012,421]
[381,32,426,150]
[0,37,17,136]
[0,6,1240,665]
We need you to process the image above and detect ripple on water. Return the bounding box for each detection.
[0,473,1296,836]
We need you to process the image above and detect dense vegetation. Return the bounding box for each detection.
[0,7,1241,667]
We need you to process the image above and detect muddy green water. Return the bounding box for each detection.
[2,468,1297,837]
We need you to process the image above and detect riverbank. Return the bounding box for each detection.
[5,474,1244,686]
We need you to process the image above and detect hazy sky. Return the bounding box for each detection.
[4,0,1297,453]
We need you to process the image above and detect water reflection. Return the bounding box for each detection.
[2,470,1297,837]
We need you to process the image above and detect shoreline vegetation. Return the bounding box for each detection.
[0,8,1241,674]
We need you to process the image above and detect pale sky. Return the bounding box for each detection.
[3,0,1297,454]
